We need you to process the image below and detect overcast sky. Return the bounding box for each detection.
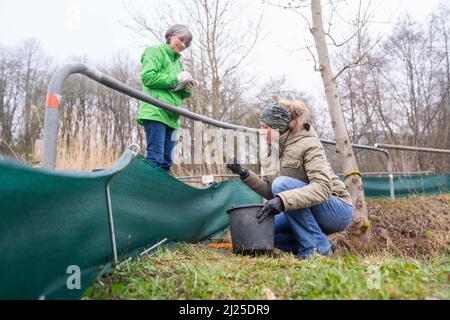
[0,0,444,97]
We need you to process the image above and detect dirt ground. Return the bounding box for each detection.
[331,195,450,258]
[217,195,449,258]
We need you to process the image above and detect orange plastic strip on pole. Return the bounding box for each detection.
[46,92,60,109]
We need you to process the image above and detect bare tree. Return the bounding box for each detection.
[341,6,450,174]
[435,4,450,152]
[262,0,390,245]
[0,40,52,160]
[0,45,17,154]
[309,0,370,247]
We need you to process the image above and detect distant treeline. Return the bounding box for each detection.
[0,5,448,174]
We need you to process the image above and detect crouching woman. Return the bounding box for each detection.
[227,98,353,258]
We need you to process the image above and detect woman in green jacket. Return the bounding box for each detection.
[137,24,194,172]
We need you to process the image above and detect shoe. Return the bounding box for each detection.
[330,241,337,253]
[320,242,336,258]
[321,249,333,258]
[295,253,313,260]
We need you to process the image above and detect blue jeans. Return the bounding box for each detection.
[143,120,177,172]
[272,176,353,258]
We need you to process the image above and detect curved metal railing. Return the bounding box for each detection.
[42,63,258,169]
[42,63,395,199]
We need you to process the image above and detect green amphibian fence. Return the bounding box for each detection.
[357,175,449,198]
[0,151,448,299]
[0,153,262,299]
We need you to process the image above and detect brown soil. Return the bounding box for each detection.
[331,195,450,258]
[216,195,450,259]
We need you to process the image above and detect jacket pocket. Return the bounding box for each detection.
[280,159,305,180]
[282,159,301,168]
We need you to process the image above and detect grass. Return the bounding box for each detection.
[84,243,450,300]
[83,195,450,300]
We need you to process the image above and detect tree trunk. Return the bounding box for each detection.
[310,0,371,247]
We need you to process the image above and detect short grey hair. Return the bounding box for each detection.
[165,24,193,47]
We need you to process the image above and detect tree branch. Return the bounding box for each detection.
[333,36,382,81]
[305,40,319,72]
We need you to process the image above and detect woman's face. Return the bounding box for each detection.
[260,122,279,144]
[169,35,188,54]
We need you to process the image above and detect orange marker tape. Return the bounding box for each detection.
[207,243,233,248]
[46,92,60,109]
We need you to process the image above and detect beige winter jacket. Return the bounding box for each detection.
[243,123,353,211]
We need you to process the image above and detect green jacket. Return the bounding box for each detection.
[243,124,353,211]
[137,43,192,129]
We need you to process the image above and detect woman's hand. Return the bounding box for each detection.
[185,81,196,92]
[177,71,193,82]
[256,197,284,223]
[226,158,250,180]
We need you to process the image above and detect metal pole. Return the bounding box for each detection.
[42,63,398,199]
[373,143,450,199]
[105,183,118,265]
[139,238,168,257]
[347,171,434,176]
[321,139,395,200]
[384,149,395,200]
[104,144,141,265]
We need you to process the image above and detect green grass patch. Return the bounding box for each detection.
[85,243,449,300]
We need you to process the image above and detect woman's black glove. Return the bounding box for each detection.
[256,196,284,223]
[226,158,250,180]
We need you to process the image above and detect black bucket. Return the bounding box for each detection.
[226,204,274,255]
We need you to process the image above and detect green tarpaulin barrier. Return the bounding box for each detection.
[337,174,450,198]
[0,153,262,300]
